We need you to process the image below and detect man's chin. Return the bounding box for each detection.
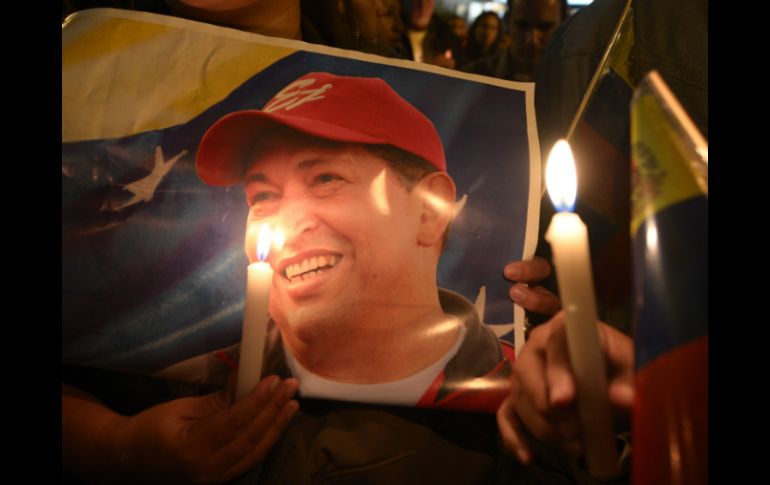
[279,306,341,344]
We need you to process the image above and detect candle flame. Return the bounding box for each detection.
[257,223,271,261]
[545,139,577,212]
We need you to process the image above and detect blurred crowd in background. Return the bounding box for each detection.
[62,0,576,83]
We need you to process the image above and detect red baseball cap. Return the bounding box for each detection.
[196,72,446,186]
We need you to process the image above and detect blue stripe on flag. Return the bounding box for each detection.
[632,195,708,369]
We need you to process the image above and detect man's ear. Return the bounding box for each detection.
[415,172,456,248]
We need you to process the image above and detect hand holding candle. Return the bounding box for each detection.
[544,140,619,479]
[236,223,274,400]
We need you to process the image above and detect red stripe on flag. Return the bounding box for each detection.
[632,335,707,485]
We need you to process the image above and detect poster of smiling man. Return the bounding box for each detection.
[62,8,540,413]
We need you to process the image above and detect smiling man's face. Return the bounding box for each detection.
[243,130,425,348]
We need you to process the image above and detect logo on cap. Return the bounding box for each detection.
[264,78,334,113]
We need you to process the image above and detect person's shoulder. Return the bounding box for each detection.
[551,0,629,57]
[570,0,628,25]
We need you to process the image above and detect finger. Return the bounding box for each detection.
[514,393,582,456]
[504,256,552,283]
[608,381,634,411]
[530,396,582,457]
[597,324,635,383]
[239,379,299,446]
[515,317,581,455]
[543,313,575,408]
[541,313,586,456]
[496,396,533,464]
[222,399,300,482]
[214,379,299,471]
[509,284,561,316]
[514,392,563,448]
[608,380,634,429]
[511,324,557,438]
[596,323,635,421]
[513,324,551,413]
[201,375,283,447]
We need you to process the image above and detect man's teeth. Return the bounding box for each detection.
[285,255,340,282]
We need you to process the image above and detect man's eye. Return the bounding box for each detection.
[312,173,344,185]
[249,192,277,206]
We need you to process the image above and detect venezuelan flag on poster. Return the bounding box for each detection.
[630,71,708,485]
[62,9,299,380]
[62,9,294,380]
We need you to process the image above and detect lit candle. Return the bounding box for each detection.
[236,223,273,400]
[544,140,619,480]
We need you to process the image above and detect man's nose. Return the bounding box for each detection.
[524,29,535,45]
[525,29,544,49]
[274,194,319,248]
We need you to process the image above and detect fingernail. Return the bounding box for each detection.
[511,286,525,302]
[550,383,566,403]
[286,400,299,417]
[517,447,531,465]
[550,379,574,407]
[269,376,280,392]
[285,379,300,398]
[505,264,521,280]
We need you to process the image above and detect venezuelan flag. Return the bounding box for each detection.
[630,71,707,485]
[554,0,636,330]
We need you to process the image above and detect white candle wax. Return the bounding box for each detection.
[546,210,619,480]
[543,139,618,479]
[235,261,272,400]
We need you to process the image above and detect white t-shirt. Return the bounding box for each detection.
[284,321,467,406]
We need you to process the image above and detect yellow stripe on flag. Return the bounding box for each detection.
[606,7,634,88]
[630,71,708,235]
[63,9,296,142]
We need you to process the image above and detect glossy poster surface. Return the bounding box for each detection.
[62,8,540,412]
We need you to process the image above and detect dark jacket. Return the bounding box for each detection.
[233,291,585,484]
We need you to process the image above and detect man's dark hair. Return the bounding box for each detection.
[364,144,439,191]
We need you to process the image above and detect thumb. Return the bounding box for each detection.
[608,380,634,412]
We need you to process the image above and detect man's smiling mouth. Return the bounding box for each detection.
[284,254,342,284]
